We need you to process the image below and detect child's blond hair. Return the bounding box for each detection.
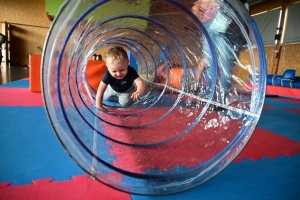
[104,46,128,62]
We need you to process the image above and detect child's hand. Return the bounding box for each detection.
[131,91,141,100]
[97,106,108,112]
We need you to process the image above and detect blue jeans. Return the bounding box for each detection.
[103,84,135,107]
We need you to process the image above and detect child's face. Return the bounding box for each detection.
[106,57,128,79]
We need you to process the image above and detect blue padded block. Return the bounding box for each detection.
[294,77,300,88]
[131,155,300,200]
[283,69,295,79]
[0,106,86,185]
[0,80,30,88]
[266,75,282,86]
[281,79,293,88]
[266,75,272,85]
[267,70,300,88]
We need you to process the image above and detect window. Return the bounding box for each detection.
[252,8,281,46]
[283,2,300,44]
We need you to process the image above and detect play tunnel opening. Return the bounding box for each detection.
[42,0,266,195]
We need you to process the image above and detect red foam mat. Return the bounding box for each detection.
[102,105,300,173]
[0,175,131,200]
[107,124,300,173]
[0,88,44,106]
[235,127,300,161]
[266,85,300,99]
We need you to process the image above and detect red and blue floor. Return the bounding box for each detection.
[0,79,299,200]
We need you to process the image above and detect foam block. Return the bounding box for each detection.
[29,57,107,93]
[29,54,42,93]
[85,60,107,91]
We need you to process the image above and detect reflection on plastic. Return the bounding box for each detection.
[42,0,266,195]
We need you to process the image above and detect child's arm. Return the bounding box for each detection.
[196,58,207,83]
[95,81,108,112]
[131,77,145,100]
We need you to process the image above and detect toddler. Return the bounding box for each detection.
[95,46,145,112]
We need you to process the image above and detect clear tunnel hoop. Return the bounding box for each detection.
[42,0,267,195]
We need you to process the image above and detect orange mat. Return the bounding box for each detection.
[29,54,42,93]
[157,67,184,89]
[85,60,107,91]
[29,57,106,93]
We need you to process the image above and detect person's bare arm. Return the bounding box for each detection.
[196,58,206,82]
[156,63,167,80]
[95,81,108,112]
[131,77,145,100]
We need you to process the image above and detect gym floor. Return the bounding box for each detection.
[0,66,29,85]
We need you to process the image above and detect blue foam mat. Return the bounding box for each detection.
[0,106,86,185]
[257,109,300,141]
[258,98,300,141]
[0,80,29,88]
[264,97,300,110]
[131,155,300,200]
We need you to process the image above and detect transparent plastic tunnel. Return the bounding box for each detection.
[42,0,266,195]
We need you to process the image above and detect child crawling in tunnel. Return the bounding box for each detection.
[95,46,145,112]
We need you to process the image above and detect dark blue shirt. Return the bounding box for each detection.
[102,66,139,93]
